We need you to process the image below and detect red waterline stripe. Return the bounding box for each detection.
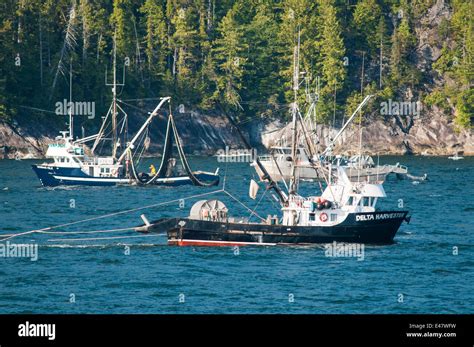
[169,239,276,247]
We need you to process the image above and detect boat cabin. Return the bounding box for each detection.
[280,167,387,227]
[44,134,122,178]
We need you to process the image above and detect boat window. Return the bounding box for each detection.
[309,213,316,221]
[360,197,370,206]
[105,168,110,173]
[347,196,354,205]
[330,214,337,222]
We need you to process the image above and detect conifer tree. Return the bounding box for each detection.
[110,0,135,58]
[140,0,167,76]
[212,9,247,108]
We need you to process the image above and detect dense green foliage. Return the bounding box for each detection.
[0,0,472,129]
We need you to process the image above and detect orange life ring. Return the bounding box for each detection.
[320,212,328,222]
[111,168,118,176]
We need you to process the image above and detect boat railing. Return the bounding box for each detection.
[83,157,99,165]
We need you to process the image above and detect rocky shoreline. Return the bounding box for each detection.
[1,107,472,159]
[261,110,473,156]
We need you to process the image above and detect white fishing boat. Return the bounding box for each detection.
[32,39,219,187]
[257,84,409,183]
[257,147,408,183]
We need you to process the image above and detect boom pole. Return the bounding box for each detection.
[322,94,373,157]
[117,97,171,163]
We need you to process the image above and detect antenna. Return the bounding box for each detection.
[105,31,126,159]
[293,30,300,95]
[289,29,301,195]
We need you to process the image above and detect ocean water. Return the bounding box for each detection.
[0,156,472,314]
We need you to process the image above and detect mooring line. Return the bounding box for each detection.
[0,189,224,242]
[38,227,136,235]
[1,186,263,243]
[223,190,265,222]
[247,188,268,222]
[47,234,165,242]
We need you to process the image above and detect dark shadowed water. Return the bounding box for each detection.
[0,156,472,313]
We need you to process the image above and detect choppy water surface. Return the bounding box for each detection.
[0,156,472,313]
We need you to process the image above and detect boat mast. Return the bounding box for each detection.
[111,32,118,159]
[92,33,127,156]
[289,31,300,196]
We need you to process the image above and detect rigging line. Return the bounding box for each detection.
[131,129,144,159]
[119,101,286,131]
[0,189,224,242]
[222,189,265,222]
[265,189,281,212]
[235,108,287,123]
[250,172,280,213]
[117,100,149,114]
[119,99,287,129]
[37,227,136,235]
[47,234,165,242]
[119,103,210,127]
[132,126,148,166]
[118,100,198,123]
[116,105,129,134]
[139,115,172,185]
[169,114,218,187]
[222,159,229,191]
[235,107,290,126]
[237,101,290,107]
[17,105,57,114]
[131,122,150,162]
[120,97,165,102]
[135,136,147,166]
[270,152,289,192]
[122,98,291,108]
[247,188,268,222]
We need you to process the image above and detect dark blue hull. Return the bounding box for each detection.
[32,165,219,187]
